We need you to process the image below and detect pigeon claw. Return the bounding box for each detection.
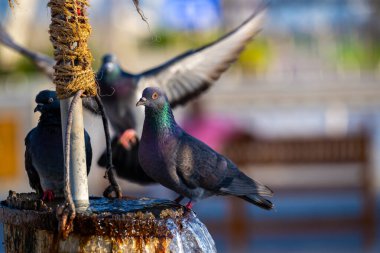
[42,190,55,202]
[185,201,193,210]
[119,129,138,150]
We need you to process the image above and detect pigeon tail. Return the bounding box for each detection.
[220,171,273,197]
[239,195,274,210]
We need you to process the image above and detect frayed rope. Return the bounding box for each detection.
[48,0,97,99]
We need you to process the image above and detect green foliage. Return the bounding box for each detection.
[332,37,380,70]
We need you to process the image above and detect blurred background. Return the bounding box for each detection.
[0,0,380,252]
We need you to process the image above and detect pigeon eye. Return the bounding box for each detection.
[152,92,159,100]
[48,98,54,103]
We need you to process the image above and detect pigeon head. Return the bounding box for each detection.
[136,87,169,110]
[97,54,121,83]
[137,87,176,129]
[34,90,60,113]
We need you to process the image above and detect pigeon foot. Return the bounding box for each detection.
[185,201,193,210]
[119,129,137,150]
[42,189,55,202]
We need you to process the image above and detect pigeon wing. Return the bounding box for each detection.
[176,132,273,197]
[175,133,224,190]
[0,23,55,79]
[137,5,266,107]
[24,131,43,195]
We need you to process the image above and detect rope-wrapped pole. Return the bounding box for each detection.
[49,0,97,99]
[49,0,95,208]
[48,0,96,236]
[48,2,122,237]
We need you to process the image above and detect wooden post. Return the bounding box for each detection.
[0,192,216,253]
[49,0,96,212]
[60,98,89,209]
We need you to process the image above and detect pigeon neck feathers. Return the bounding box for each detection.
[38,110,61,127]
[144,102,177,133]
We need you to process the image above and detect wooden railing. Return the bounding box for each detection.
[207,131,376,251]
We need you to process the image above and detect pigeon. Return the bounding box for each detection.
[25,90,92,201]
[137,87,273,210]
[96,5,267,184]
[0,4,267,185]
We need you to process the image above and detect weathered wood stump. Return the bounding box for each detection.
[0,191,216,253]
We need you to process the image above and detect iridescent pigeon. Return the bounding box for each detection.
[25,90,92,200]
[137,87,273,210]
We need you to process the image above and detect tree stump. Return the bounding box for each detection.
[0,191,216,253]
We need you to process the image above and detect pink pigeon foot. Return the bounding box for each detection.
[42,189,55,202]
[119,129,138,150]
[185,201,193,210]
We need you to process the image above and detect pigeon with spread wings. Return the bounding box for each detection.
[97,5,267,184]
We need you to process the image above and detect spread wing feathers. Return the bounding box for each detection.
[137,6,266,107]
[24,132,43,196]
[0,24,100,118]
[176,132,272,197]
[0,23,55,79]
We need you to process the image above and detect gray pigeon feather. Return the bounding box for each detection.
[137,87,273,210]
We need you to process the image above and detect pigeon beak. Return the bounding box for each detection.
[34,104,43,113]
[136,97,147,107]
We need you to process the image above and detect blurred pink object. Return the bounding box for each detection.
[181,102,241,152]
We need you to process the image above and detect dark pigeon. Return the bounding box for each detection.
[0,5,267,185]
[25,90,92,200]
[137,87,273,210]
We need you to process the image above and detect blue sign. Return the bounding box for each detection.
[161,0,221,31]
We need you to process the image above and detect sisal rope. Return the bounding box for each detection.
[48,0,97,99]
